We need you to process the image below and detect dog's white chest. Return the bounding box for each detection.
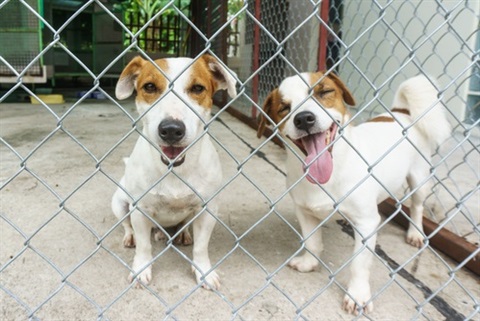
[138,191,200,227]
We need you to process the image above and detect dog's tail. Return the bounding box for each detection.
[392,75,451,151]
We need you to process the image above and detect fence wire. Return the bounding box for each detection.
[0,0,479,320]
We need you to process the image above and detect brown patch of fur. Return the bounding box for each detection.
[134,59,169,106]
[392,108,410,116]
[187,56,217,109]
[256,88,286,137]
[310,72,356,112]
[367,116,395,123]
[367,108,411,123]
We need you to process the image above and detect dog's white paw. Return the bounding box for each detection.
[123,233,135,248]
[128,266,152,288]
[342,284,373,315]
[406,228,424,248]
[288,254,319,272]
[193,267,220,290]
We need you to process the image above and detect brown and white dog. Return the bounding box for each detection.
[257,73,450,314]
[112,55,236,289]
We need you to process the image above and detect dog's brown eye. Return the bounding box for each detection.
[319,89,335,98]
[279,104,291,114]
[143,83,157,93]
[190,84,205,94]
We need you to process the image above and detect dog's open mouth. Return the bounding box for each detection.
[289,123,338,184]
[161,146,186,167]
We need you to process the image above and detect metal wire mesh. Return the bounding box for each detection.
[1,0,479,320]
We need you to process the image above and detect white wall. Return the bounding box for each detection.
[341,0,479,121]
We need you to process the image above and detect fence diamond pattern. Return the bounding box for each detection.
[0,0,479,320]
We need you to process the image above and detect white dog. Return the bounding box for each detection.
[257,73,450,314]
[112,54,236,290]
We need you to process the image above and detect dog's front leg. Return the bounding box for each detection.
[111,185,136,248]
[288,206,323,272]
[191,207,220,290]
[128,209,154,287]
[342,212,380,315]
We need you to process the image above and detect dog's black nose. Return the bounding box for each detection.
[158,119,186,144]
[294,111,316,131]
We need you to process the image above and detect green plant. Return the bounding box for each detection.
[113,0,191,54]
[114,0,190,21]
[228,0,245,19]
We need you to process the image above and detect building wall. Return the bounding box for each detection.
[341,0,479,121]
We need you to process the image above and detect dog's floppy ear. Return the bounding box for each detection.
[256,88,278,138]
[327,72,356,106]
[201,54,237,98]
[116,56,145,100]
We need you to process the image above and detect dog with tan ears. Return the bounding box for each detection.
[257,73,450,314]
[112,54,237,290]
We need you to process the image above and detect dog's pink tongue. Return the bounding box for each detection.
[161,146,184,159]
[302,132,333,184]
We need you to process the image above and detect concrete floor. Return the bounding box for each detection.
[0,101,478,320]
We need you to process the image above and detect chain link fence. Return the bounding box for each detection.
[1,0,479,320]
